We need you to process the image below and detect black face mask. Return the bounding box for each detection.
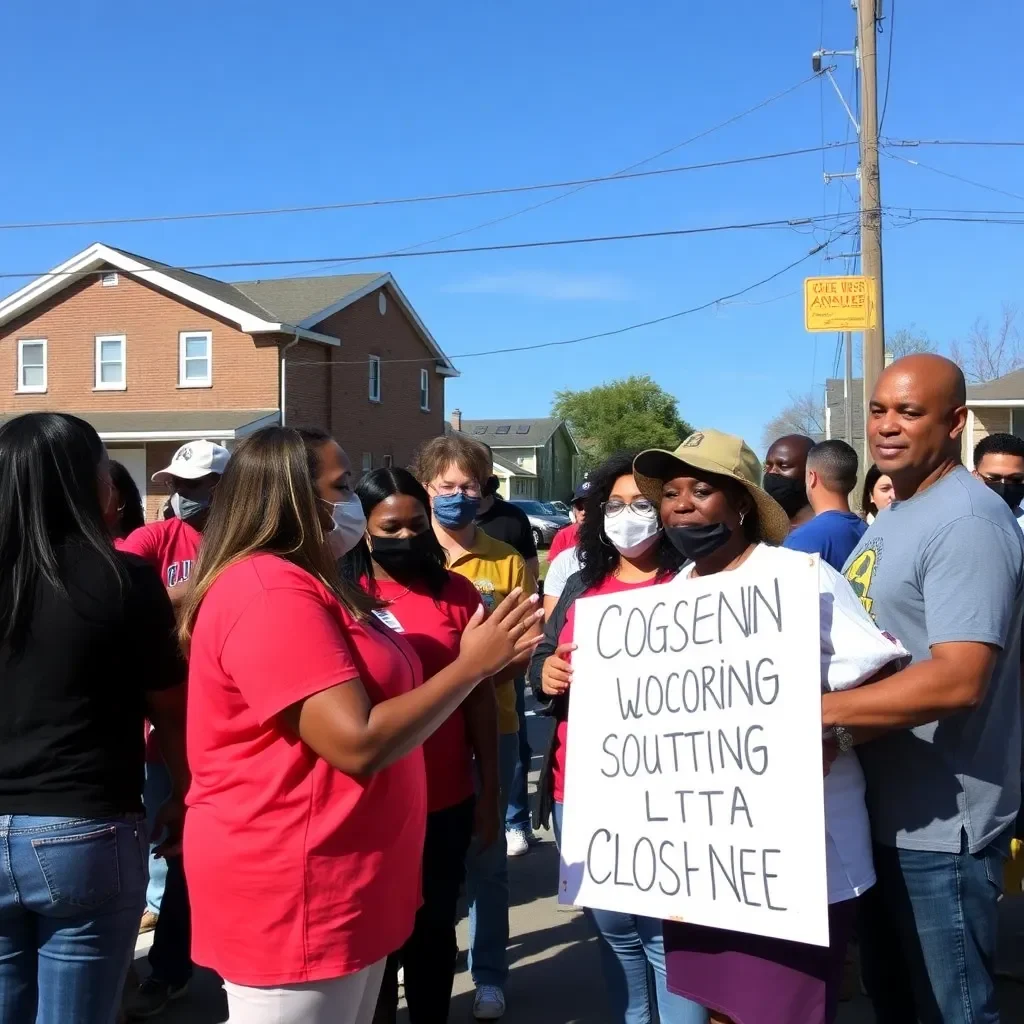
[763,473,809,517]
[665,522,733,561]
[370,531,439,577]
[984,479,1024,511]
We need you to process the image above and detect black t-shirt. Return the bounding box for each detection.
[476,496,538,561]
[0,543,185,817]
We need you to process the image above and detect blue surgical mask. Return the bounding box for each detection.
[170,492,209,523]
[432,492,480,530]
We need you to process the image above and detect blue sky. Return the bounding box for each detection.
[1,0,1022,450]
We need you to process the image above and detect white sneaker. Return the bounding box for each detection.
[473,985,506,1020]
[505,827,530,857]
[397,965,404,989]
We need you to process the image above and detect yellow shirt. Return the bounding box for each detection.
[449,530,536,735]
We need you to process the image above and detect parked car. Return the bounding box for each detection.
[510,499,570,549]
[548,500,571,516]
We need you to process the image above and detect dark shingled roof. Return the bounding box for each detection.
[458,418,564,447]
[966,369,1024,402]
[231,274,383,325]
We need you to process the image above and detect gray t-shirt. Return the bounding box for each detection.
[842,466,1024,853]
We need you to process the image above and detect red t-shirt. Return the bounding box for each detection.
[551,574,661,803]
[370,573,482,814]
[118,518,202,764]
[184,553,427,986]
[548,523,579,562]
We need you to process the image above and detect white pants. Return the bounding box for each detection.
[223,960,386,1024]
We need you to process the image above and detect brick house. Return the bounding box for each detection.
[0,243,456,518]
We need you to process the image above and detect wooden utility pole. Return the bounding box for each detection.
[858,0,885,446]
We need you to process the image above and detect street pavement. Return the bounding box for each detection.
[136,705,1024,1023]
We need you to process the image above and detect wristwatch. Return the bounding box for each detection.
[831,725,854,753]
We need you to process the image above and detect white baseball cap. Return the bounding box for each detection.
[152,440,231,485]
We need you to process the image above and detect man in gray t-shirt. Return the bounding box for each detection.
[824,354,1024,1024]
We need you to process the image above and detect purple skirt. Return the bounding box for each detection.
[663,899,857,1024]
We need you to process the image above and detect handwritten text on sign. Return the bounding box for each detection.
[558,558,828,947]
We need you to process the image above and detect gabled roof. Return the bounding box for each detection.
[0,408,279,442]
[459,418,568,448]
[966,369,1024,402]
[0,244,457,374]
[491,451,536,478]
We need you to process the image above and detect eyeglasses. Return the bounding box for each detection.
[601,498,657,519]
[433,483,482,499]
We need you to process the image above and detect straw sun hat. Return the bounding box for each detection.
[633,428,791,545]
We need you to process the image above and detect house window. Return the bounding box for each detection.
[179,331,212,387]
[101,272,119,287]
[368,356,381,402]
[17,339,47,393]
[419,368,430,411]
[382,455,394,468]
[1011,410,1024,440]
[362,452,373,473]
[95,334,126,390]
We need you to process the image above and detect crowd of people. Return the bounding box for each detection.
[0,352,1021,1024]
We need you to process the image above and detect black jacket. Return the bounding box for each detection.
[528,570,589,831]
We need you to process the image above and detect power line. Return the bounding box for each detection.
[0,143,856,233]
[882,149,1024,203]
[0,212,857,281]
[305,71,831,276]
[878,0,895,133]
[885,138,1024,148]
[289,231,852,366]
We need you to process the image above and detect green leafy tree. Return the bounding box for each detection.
[552,375,692,468]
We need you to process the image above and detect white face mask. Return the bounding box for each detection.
[603,508,661,557]
[326,495,366,558]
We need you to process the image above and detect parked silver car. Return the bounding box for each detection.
[510,499,571,549]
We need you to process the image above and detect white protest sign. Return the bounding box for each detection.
[558,555,828,947]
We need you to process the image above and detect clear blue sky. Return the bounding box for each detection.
[2,0,1022,450]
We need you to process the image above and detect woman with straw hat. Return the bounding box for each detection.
[633,429,909,1024]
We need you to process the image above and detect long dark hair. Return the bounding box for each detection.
[108,460,146,537]
[578,450,685,590]
[342,467,449,599]
[0,412,124,649]
[860,463,883,519]
[179,426,379,649]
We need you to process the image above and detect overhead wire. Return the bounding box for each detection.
[878,0,895,133]
[0,212,857,281]
[289,228,856,366]
[882,148,1024,204]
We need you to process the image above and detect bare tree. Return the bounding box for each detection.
[886,324,936,361]
[761,392,825,450]
[950,304,1024,383]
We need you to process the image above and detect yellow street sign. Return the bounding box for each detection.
[803,275,877,332]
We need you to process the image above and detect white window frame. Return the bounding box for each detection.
[419,368,430,411]
[362,452,373,473]
[368,355,381,402]
[178,330,213,388]
[17,339,47,393]
[101,272,119,287]
[94,334,126,391]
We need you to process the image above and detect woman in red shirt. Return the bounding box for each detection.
[527,452,706,1024]
[340,467,499,1023]
[178,427,541,1024]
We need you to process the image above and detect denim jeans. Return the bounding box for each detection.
[505,677,532,831]
[858,837,1005,1024]
[143,760,172,915]
[0,814,148,1024]
[466,730,519,988]
[553,804,707,1024]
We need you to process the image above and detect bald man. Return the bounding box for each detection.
[763,433,814,525]
[824,354,1024,1023]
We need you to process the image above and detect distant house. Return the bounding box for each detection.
[449,411,580,501]
[824,377,864,449]
[0,242,456,518]
[964,368,1024,460]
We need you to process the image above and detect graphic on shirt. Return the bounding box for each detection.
[166,560,193,587]
[845,540,881,616]
[472,578,497,611]
[372,608,405,632]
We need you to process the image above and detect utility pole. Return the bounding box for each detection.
[858,0,885,444]
[844,331,854,445]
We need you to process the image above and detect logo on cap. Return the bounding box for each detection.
[681,432,704,448]
[179,447,193,461]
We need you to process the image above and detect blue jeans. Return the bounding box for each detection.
[466,730,519,988]
[0,815,148,1024]
[858,837,1005,1024]
[505,677,532,831]
[143,760,172,915]
[553,803,707,1024]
